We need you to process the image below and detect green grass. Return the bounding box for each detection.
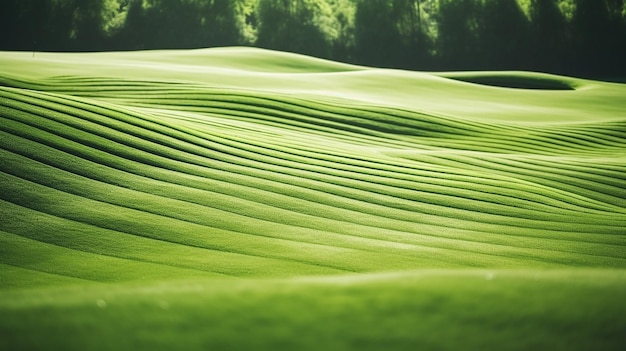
[0,47,625,350]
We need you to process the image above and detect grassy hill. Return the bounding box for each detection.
[1,47,625,350]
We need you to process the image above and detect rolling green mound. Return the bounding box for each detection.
[1,47,625,350]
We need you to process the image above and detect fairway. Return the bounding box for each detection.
[1,47,625,350]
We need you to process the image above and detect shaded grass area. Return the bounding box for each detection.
[434,72,578,90]
[0,48,625,350]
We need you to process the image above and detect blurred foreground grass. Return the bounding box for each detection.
[2,269,626,351]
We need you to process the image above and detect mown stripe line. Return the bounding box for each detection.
[3,94,620,223]
[2,115,620,239]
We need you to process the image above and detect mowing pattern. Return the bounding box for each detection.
[1,48,625,286]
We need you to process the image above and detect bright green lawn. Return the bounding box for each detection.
[0,47,625,350]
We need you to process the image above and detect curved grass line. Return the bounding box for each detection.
[419,131,625,156]
[0,229,228,282]
[4,99,624,245]
[2,119,620,266]
[0,156,382,272]
[4,146,624,270]
[453,154,626,206]
[0,101,588,223]
[0,199,340,278]
[121,93,481,136]
[425,153,626,211]
[4,92,622,224]
[2,114,620,241]
[124,94,492,138]
[3,112,620,236]
[0,176,357,275]
[6,80,505,138]
[4,144,625,269]
[133,94,624,159]
[0,148,433,255]
[7,145,624,268]
[4,77,495,136]
[2,138,620,264]
[0,262,101,288]
[495,155,626,194]
[0,155,547,270]
[89,85,624,148]
[170,118,622,216]
[4,122,624,246]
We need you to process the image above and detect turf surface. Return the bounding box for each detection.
[0,47,625,350]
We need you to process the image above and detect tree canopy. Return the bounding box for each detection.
[1,0,624,78]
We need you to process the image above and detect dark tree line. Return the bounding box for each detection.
[1,0,625,79]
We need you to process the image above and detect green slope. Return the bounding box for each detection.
[0,47,625,350]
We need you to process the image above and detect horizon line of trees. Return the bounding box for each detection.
[1,0,625,79]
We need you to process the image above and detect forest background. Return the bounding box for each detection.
[1,0,625,79]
